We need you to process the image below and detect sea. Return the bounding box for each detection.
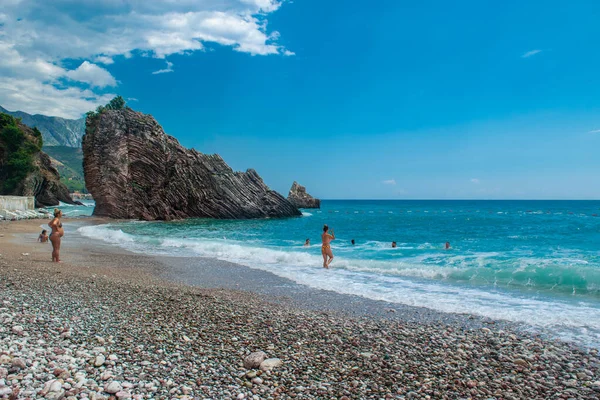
[59,200,600,347]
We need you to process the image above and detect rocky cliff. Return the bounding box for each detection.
[82,108,301,220]
[0,105,85,147]
[0,113,78,207]
[287,181,320,209]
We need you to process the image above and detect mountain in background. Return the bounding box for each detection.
[0,105,85,147]
[43,146,87,193]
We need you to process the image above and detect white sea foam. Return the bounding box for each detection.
[77,223,600,347]
[301,212,313,217]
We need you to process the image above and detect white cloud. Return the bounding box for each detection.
[0,0,290,118]
[588,129,600,134]
[382,179,396,185]
[470,178,480,184]
[66,61,117,88]
[0,77,114,119]
[152,61,174,75]
[283,49,295,56]
[94,55,114,65]
[521,49,542,58]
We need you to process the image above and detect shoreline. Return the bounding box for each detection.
[1,219,599,398]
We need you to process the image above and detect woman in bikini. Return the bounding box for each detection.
[321,224,335,268]
[48,209,64,262]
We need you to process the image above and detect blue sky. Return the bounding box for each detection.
[1,1,600,199]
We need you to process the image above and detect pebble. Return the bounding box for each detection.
[0,245,598,400]
[94,355,106,367]
[243,351,267,369]
[259,358,283,372]
[104,381,122,394]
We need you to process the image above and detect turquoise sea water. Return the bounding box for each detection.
[72,200,600,346]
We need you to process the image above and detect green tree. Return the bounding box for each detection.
[107,96,126,110]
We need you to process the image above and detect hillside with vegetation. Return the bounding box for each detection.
[43,146,87,193]
[0,113,76,206]
[0,105,85,147]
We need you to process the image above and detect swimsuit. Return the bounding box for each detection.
[321,244,330,251]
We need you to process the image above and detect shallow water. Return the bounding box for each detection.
[76,200,600,347]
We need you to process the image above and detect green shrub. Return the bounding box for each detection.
[0,113,40,193]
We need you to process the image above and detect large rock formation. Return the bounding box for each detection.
[0,113,78,207]
[83,108,301,220]
[287,181,320,209]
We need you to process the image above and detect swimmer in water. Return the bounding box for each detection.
[38,229,49,243]
[445,242,451,250]
[351,239,355,245]
[321,225,335,268]
[392,241,397,248]
[304,238,310,246]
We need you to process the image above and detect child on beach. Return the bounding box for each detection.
[38,230,48,243]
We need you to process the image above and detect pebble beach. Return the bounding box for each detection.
[1,220,600,399]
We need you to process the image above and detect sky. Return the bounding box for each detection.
[1,0,599,199]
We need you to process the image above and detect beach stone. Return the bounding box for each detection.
[115,390,131,398]
[244,352,267,370]
[11,325,24,334]
[11,358,26,369]
[259,358,283,372]
[0,368,7,378]
[49,380,63,392]
[0,355,12,365]
[251,377,263,385]
[94,355,106,367]
[0,387,12,396]
[104,381,122,394]
[513,359,529,367]
[46,390,66,400]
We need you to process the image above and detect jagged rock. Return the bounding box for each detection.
[82,108,301,220]
[287,181,320,209]
[0,113,78,207]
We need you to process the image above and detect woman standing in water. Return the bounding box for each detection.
[48,209,64,262]
[321,224,335,268]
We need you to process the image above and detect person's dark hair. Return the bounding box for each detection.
[323,225,329,232]
[41,229,47,234]
[351,239,355,244]
[305,238,310,242]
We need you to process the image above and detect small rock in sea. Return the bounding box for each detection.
[104,381,122,394]
[94,355,106,367]
[11,358,26,369]
[259,358,283,372]
[243,351,267,370]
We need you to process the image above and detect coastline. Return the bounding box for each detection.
[1,219,599,399]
